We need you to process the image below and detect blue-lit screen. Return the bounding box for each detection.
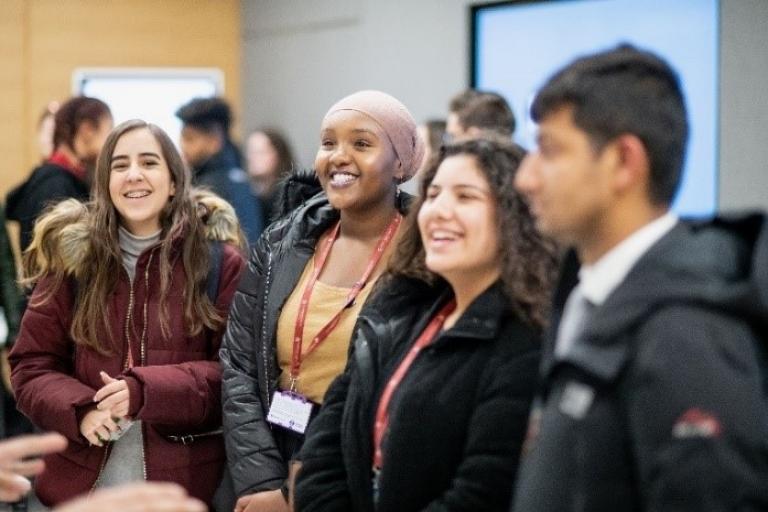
[473,0,719,216]
[79,73,220,151]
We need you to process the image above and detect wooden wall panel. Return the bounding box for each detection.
[0,0,241,199]
[0,1,27,199]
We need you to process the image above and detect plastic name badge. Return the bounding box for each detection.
[266,391,313,434]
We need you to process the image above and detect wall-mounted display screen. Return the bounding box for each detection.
[472,0,719,216]
[74,68,223,150]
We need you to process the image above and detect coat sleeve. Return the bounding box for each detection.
[625,306,768,511]
[421,347,541,512]
[9,276,96,444]
[123,244,245,431]
[220,235,286,496]
[293,360,355,511]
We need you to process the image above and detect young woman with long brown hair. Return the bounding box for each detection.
[9,120,245,508]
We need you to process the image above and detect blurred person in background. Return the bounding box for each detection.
[245,128,296,224]
[36,101,59,161]
[400,119,446,195]
[6,96,113,253]
[446,90,515,142]
[445,89,481,140]
[0,205,31,441]
[9,120,245,508]
[220,90,424,512]
[177,97,264,244]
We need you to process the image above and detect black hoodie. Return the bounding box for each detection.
[6,162,88,252]
[513,212,768,512]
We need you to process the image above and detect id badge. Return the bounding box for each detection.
[267,391,313,434]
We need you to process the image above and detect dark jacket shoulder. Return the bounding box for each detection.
[6,163,88,251]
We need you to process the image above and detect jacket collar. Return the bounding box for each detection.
[368,277,513,348]
[542,212,768,383]
[26,191,244,280]
[540,226,688,383]
[192,142,241,176]
[436,280,511,344]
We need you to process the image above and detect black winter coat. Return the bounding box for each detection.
[295,277,542,512]
[512,213,768,512]
[220,171,411,497]
[192,142,264,244]
[6,162,88,252]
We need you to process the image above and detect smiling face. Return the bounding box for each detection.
[108,128,176,236]
[418,153,501,286]
[314,110,402,213]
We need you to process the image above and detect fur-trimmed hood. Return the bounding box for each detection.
[23,188,244,285]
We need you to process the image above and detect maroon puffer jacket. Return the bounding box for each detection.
[10,239,244,506]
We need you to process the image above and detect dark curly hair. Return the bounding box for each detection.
[388,137,559,327]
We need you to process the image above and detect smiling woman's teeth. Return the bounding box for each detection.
[330,173,356,186]
[125,191,150,198]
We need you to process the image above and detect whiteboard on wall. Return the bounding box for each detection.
[472,0,719,217]
[73,68,224,149]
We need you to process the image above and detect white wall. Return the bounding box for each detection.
[241,0,768,211]
[240,0,480,169]
[719,0,768,210]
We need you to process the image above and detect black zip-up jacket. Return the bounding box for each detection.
[6,162,88,252]
[220,170,411,497]
[512,212,768,512]
[192,142,264,244]
[295,278,541,512]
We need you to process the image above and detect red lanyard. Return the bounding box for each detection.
[290,213,402,389]
[372,299,456,469]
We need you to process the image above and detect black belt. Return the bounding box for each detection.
[165,428,223,445]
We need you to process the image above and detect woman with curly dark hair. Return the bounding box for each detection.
[294,137,558,512]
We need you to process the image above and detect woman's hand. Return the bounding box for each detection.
[79,408,120,447]
[94,371,130,418]
[287,461,302,510]
[236,489,290,512]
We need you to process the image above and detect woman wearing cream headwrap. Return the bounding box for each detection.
[221,91,424,512]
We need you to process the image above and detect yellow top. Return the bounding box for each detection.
[276,246,391,403]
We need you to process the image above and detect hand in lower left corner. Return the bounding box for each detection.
[53,482,206,512]
[0,433,67,502]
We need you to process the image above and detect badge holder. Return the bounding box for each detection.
[267,383,313,435]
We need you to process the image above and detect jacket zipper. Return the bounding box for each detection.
[88,443,112,494]
[92,250,154,489]
[261,251,274,409]
[139,252,153,480]
[122,267,137,371]
[89,260,139,490]
[141,422,148,481]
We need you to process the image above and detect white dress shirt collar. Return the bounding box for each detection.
[578,212,678,306]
